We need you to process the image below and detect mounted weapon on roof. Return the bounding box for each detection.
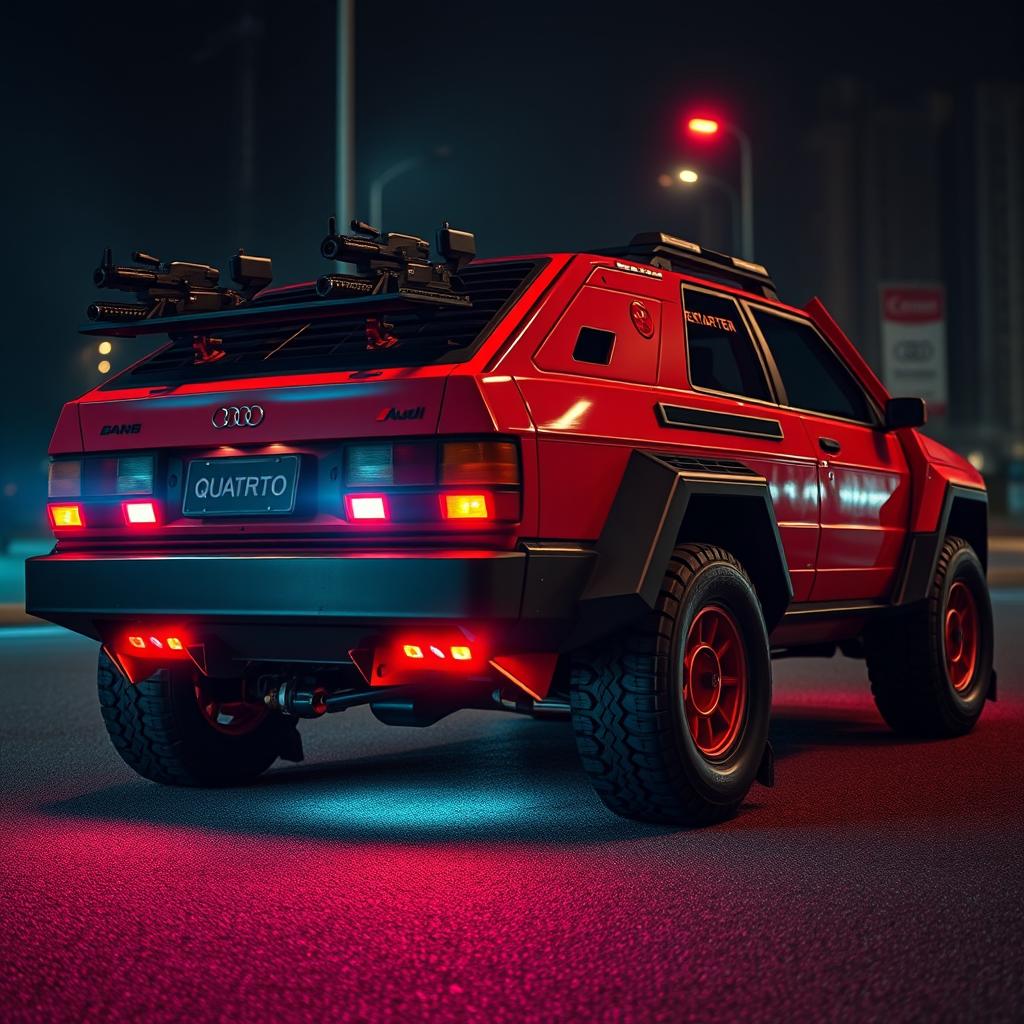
[315,218,475,308]
[86,248,273,323]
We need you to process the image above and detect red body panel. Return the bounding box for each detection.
[46,249,985,651]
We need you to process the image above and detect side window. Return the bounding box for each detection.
[751,309,873,423]
[572,327,615,365]
[682,287,772,401]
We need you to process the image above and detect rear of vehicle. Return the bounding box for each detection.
[27,254,596,783]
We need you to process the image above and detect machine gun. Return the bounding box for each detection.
[315,219,475,308]
[87,248,273,323]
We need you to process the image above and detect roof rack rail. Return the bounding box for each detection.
[592,232,778,299]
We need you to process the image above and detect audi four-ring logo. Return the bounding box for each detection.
[211,405,265,428]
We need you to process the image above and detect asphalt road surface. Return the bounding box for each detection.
[2,594,1023,1023]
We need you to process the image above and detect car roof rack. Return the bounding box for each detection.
[591,232,778,299]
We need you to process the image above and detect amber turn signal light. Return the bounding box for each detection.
[48,503,84,528]
[442,493,490,519]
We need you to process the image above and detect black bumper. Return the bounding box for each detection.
[25,545,596,638]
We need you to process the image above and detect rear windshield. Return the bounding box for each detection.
[102,259,544,389]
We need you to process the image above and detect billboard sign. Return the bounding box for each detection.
[879,284,948,416]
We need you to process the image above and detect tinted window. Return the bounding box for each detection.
[573,327,615,364]
[752,310,873,422]
[683,288,771,401]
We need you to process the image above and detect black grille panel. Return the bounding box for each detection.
[107,260,543,388]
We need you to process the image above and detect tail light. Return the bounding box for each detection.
[48,503,84,528]
[442,493,491,520]
[122,632,190,659]
[441,441,518,484]
[47,454,156,533]
[123,501,158,525]
[346,494,390,521]
[341,438,520,527]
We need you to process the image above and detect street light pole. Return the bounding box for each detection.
[672,169,742,254]
[368,157,423,232]
[336,0,356,230]
[686,117,755,260]
[368,147,451,232]
[730,124,754,261]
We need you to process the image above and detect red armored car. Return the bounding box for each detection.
[26,222,996,824]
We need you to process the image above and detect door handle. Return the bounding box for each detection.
[819,436,841,454]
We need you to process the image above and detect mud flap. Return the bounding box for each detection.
[756,739,775,788]
[277,720,305,763]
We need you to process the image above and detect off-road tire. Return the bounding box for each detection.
[865,536,993,737]
[570,544,772,826]
[97,649,297,786]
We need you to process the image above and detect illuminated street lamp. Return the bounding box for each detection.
[666,168,742,254]
[686,115,754,259]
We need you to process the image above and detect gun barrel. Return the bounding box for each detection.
[94,264,160,290]
[321,234,384,263]
[87,302,151,323]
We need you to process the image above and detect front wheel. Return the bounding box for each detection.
[97,650,298,786]
[570,544,772,826]
[865,535,993,737]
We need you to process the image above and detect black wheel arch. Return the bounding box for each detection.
[568,450,793,648]
[893,484,988,606]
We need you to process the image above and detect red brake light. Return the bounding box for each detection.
[48,503,84,528]
[123,501,158,525]
[346,494,390,521]
[128,635,146,649]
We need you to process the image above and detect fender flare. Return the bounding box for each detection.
[569,450,793,647]
[892,484,988,605]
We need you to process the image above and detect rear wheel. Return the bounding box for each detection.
[97,649,298,786]
[865,536,993,737]
[570,544,772,826]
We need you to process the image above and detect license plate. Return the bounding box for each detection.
[183,455,300,517]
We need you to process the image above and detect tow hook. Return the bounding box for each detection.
[264,679,329,718]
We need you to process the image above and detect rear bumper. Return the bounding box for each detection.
[25,545,596,640]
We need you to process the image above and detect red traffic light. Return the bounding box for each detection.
[687,117,720,135]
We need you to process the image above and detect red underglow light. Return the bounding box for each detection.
[688,117,720,135]
[128,635,146,649]
[442,493,491,520]
[48,503,84,528]
[403,645,424,659]
[124,501,157,525]
[451,646,471,661]
[346,494,389,521]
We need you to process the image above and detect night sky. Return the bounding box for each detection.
[0,1,1020,530]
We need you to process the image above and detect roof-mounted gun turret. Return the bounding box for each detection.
[315,218,476,308]
[86,248,273,323]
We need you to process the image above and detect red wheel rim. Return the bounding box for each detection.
[682,605,747,758]
[944,580,978,692]
[194,680,267,736]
